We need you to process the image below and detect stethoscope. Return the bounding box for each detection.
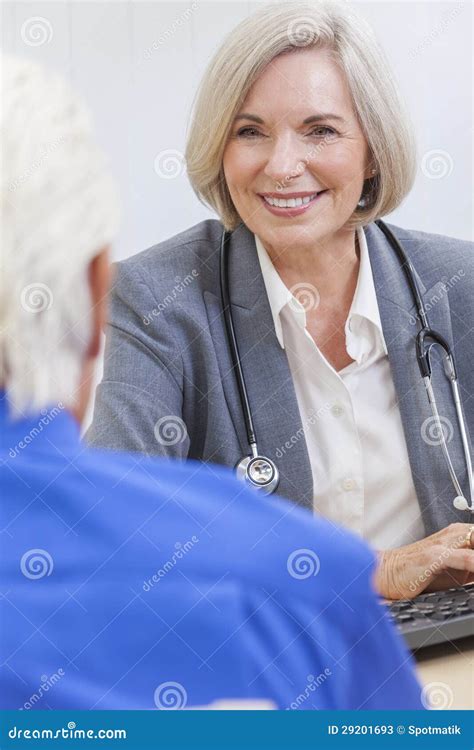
[219,218,474,512]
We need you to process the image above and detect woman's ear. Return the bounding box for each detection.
[86,247,111,358]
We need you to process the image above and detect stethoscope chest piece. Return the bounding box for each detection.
[235,455,280,495]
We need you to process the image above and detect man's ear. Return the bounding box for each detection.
[86,247,111,359]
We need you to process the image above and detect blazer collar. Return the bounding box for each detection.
[226,222,269,310]
[228,220,428,313]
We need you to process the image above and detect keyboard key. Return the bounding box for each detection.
[414,603,436,611]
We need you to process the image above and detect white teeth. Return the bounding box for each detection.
[263,192,319,208]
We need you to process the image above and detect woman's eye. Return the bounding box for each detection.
[236,127,262,138]
[309,126,337,138]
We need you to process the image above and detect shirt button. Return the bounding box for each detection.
[331,404,344,417]
[342,478,356,492]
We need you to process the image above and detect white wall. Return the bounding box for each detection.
[2,0,473,264]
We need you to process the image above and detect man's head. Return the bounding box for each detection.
[0,56,119,421]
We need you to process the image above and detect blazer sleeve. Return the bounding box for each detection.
[85,259,190,458]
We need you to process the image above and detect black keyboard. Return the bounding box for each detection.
[388,584,474,650]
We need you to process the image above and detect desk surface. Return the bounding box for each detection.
[414,636,473,709]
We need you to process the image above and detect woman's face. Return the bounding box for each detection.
[223,47,373,253]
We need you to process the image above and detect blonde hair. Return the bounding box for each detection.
[0,56,119,415]
[185,0,416,230]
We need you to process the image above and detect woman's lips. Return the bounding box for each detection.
[259,190,328,217]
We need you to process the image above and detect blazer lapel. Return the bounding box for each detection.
[365,222,470,534]
[204,222,314,511]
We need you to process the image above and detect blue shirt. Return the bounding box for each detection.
[0,392,423,710]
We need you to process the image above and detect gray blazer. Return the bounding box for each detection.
[87,219,474,535]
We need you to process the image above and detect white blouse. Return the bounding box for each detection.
[254,227,425,550]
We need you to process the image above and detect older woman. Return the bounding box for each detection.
[88,2,474,599]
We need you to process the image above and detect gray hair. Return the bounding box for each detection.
[185,0,417,230]
[0,56,120,415]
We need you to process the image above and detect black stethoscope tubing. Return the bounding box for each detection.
[219,219,473,510]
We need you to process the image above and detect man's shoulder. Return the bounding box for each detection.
[80,446,376,606]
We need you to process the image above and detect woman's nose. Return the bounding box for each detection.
[263,135,307,184]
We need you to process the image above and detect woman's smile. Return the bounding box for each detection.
[258,189,329,217]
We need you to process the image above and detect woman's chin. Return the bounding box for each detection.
[257,222,329,250]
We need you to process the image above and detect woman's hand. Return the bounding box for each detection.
[374,523,474,600]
